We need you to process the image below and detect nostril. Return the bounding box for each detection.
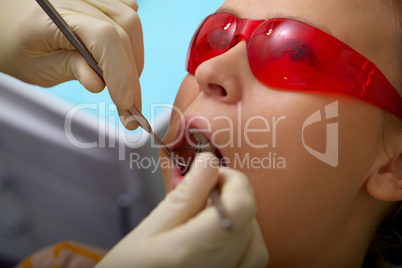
[208,83,227,97]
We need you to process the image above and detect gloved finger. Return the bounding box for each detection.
[69,52,105,93]
[84,0,144,76]
[61,0,143,108]
[194,167,256,234]
[62,14,140,111]
[77,0,144,113]
[118,0,139,11]
[63,9,143,130]
[150,167,259,266]
[46,2,142,116]
[60,0,143,76]
[23,48,105,92]
[134,152,220,237]
[117,108,140,130]
[219,167,257,226]
[150,219,255,268]
[237,219,269,268]
[164,167,257,246]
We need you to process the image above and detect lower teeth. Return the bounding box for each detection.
[174,129,226,176]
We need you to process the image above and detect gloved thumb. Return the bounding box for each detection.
[65,51,106,93]
[134,152,220,237]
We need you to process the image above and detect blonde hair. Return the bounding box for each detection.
[386,0,402,92]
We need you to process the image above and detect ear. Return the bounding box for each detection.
[366,151,402,202]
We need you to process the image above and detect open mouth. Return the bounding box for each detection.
[171,128,225,176]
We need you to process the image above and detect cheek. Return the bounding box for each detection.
[238,92,384,256]
[236,89,384,180]
[171,75,200,120]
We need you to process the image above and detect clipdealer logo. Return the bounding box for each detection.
[302,101,339,167]
[63,101,340,169]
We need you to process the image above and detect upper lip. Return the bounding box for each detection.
[167,116,222,158]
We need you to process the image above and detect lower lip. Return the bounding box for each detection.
[171,160,185,189]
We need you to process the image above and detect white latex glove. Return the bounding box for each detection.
[0,0,143,129]
[97,153,269,268]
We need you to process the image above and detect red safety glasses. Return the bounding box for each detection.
[186,12,402,118]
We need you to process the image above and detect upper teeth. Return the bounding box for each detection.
[189,128,216,152]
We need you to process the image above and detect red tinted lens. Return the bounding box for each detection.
[186,13,237,74]
[248,19,401,118]
[249,19,324,89]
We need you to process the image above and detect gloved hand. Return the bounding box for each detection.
[96,152,269,268]
[0,0,143,129]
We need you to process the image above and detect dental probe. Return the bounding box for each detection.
[35,0,232,231]
[192,130,232,230]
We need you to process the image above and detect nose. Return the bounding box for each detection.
[194,41,250,104]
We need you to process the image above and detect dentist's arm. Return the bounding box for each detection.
[0,0,143,129]
[97,153,269,267]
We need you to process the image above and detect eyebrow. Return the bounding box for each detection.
[281,15,334,36]
[216,7,333,36]
[216,6,240,17]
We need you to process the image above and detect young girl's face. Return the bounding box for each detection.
[161,0,399,265]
